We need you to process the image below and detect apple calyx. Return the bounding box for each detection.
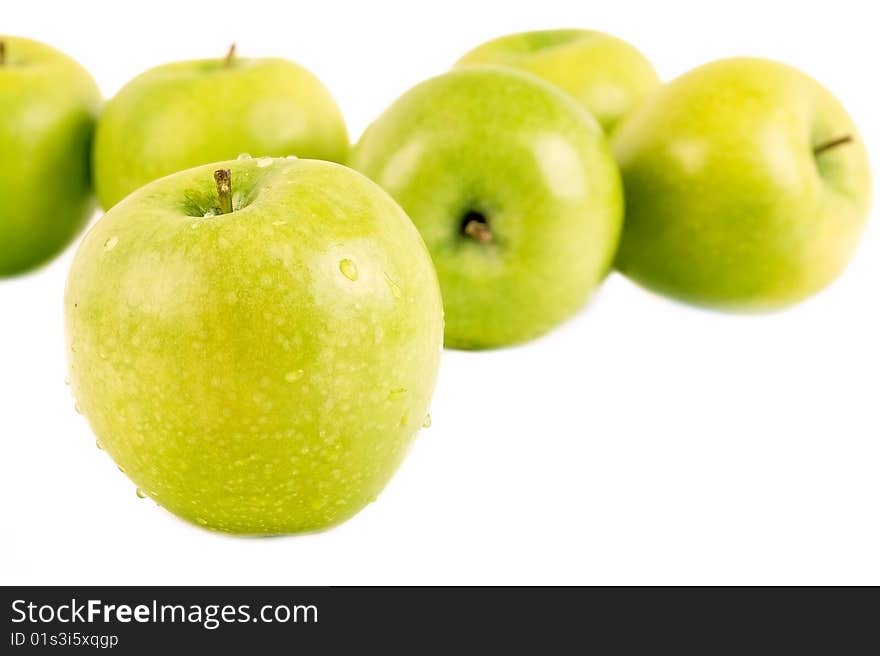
[461,211,493,244]
[224,43,237,67]
[213,169,233,214]
[814,135,853,157]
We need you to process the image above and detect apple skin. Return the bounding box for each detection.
[454,29,659,134]
[64,157,443,535]
[351,67,623,349]
[93,54,349,209]
[0,36,101,275]
[612,58,872,310]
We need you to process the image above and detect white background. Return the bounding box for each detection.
[2,0,878,585]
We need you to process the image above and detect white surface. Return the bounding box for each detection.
[2,0,878,585]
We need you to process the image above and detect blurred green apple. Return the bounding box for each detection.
[93,45,348,209]
[0,36,100,275]
[454,29,659,134]
[351,67,623,349]
[613,58,872,310]
[65,157,443,535]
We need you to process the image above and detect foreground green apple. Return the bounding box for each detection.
[93,46,348,209]
[65,157,443,535]
[0,36,100,275]
[454,29,659,134]
[351,67,623,349]
[613,58,872,310]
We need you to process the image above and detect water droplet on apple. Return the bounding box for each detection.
[95,440,102,450]
[285,155,298,160]
[196,517,208,525]
[103,236,118,251]
[136,488,146,499]
[284,370,304,383]
[74,403,82,415]
[339,258,358,281]
[422,413,432,428]
[384,272,401,299]
[64,376,70,386]
[389,387,407,400]
[99,352,108,360]
[272,220,287,226]
[203,208,217,218]
[190,222,199,230]
[257,157,273,168]
[237,153,252,160]
[117,465,126,474]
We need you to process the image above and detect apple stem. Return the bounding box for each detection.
[0,41,6,66]
[463,218,493,243]
[224,43,237,67]
[214,169,233,214]
[814,135,853,157]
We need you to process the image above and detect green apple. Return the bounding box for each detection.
[351,67,623,349]
[65,157,443,535]
[612,57,872,310]
[0,36,100,275]
[454,29,659,134]
[93,45,348,209]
